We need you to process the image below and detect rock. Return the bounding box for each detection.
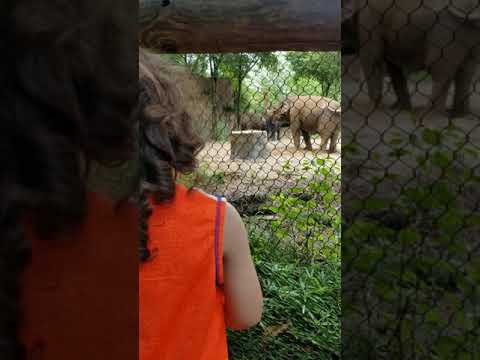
[230,130,269,160]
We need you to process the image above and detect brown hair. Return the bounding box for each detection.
[138,50,204,261]
[0,1,137,358]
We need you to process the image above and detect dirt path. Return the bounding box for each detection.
[197,132,340,200]
[342,55,480,205]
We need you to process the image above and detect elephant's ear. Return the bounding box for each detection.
[448,1,480,25]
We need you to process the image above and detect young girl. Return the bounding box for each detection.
[139,51,263,359]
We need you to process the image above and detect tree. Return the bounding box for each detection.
[167,54,209,76]
[257,66,290,109]
[220,53,278,128]
[286,52,340,100]
[207,54,225,138]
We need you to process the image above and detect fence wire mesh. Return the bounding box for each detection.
[342,0,480,358]
[143,50,342,358]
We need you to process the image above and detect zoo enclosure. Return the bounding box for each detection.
[139,0,343,262]
[139,1,343,358]
[151,50,342,259]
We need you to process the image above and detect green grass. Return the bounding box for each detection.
[227,228,341,359]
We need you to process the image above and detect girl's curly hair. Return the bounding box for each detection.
[138,50,204,261]
[1,1,137,358]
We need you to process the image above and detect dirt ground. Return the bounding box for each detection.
[342,55,480,207]
[197,129,341,200]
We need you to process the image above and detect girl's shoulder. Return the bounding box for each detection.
[191,187,227,203]
[174,185,245,228]
[184,186,241,224]
[190,187,243,227]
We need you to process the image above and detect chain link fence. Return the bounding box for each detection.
[143,50,342,358]
[342,0,480,357]
[153,51,342,261]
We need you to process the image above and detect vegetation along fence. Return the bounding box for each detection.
[342,0,480,358]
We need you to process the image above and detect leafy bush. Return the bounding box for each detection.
[343,127,480,357]
[263,158,341,262]
[228,229,341,360]
[228,157,341,359]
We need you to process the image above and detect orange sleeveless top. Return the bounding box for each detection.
[140,184,228,360]
[21,192,138,360]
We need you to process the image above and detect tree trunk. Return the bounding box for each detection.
[236,80,243,130]
[325,83,331,98]
[235,58,244,130]
[139,0,340,53]
[209,56,218,138]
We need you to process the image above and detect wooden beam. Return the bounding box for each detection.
[139,0,340,53]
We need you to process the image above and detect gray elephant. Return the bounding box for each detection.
[271,96,341,152]
[265,116,280,141]
[265,108,291,141]
[342,0,480,118]
[229,112,286,141]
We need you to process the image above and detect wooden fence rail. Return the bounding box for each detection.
[139,0,341,53]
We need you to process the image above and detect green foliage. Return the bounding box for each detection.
[227,156,341,359]
[220,53,278,124]
[165,54,209,76]
[244,52,341,112]
[228,229,341,359]
[220,53,279,84]
[286,52,341,100]
[343,128,480,356]
[167,52,341,126]
[211,117,231,142]
[264,158,341,262]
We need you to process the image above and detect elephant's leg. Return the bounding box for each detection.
[418,61,450,120]
[302,130,313,151]
[386,60,412,111]
[266,119,273,140]
[453,59,476,117]
[291,127,301,149]
[328,128,340,153]
[318,131,328,152]
[358,26,384,107]
[290,117,303,149]
[361,59,384,107]
[425,49,456,118]
[430,77,451,116]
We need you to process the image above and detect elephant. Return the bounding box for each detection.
[265,108,291,141]
[265,116,280,141]
[228,112,265,131]
[271,96,341,153]
[342,0,480,118]
[229,112,286,141]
